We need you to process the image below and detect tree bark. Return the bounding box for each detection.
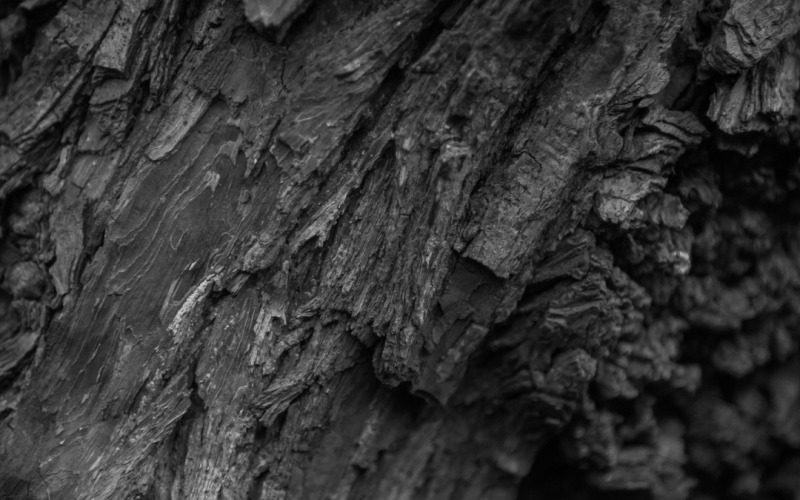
[1,0,800,498]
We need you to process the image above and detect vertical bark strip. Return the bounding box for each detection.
[1,0,800,498]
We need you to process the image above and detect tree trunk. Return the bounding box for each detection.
[2,0,800,498]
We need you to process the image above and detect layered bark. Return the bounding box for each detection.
[1,0,799,499]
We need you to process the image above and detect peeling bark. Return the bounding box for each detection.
[1,0,800,499]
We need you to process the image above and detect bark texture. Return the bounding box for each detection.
[1,0,800,499]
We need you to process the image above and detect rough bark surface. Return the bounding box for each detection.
[1,0,799,499]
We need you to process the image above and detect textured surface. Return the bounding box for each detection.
[0,0,799,499]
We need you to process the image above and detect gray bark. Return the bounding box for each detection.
[1,0,800,498]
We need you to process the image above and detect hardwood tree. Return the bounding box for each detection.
[1,0,800,498]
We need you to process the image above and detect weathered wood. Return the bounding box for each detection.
[1,0,799,499]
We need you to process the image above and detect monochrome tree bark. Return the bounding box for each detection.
[1,0,800,498]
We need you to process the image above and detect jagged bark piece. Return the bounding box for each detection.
[242,0,312,42]
[701,0,800,74]
[708,40,800,134]
[462,0,692,278]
